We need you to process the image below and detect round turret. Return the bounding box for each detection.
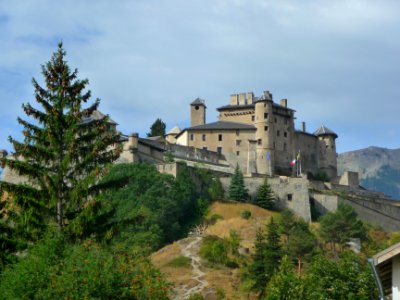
[254,91,274,175]
[314,125,338,178]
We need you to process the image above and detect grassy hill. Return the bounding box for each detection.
[151,201,275,299]
[338,146,400,199]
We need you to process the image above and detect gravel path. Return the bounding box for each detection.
[174,236,208,300]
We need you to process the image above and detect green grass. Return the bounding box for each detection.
[165,255,192,268]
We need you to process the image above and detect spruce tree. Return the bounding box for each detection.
[248,228,267,295]
[228,164,248,201]
[255,177,275,209]
[147,118,166,137]
[264,217,282,284]
[0,43,121,241]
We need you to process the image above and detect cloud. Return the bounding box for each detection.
[0,0,400,153]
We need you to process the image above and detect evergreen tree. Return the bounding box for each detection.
[255,177,275,209]
[0,43,121,241]
[264,217,282,284]
[248,228,267,295]
[277,209,296,244]
[147,118,166,137]
[228,165,248,201]
[0,200,19,270]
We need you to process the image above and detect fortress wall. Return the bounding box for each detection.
[220,176,312,221]
[340,197,400,231]
[310,193,338,215]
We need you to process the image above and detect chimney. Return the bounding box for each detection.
[247,92,254,104]
[280,99,288,107]
[263,90,272,100]
[230,94,238,106]
[238,93,246,105]
[301,122,306,132]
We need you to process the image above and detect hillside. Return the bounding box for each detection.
[151,201,275,300]
[338,146,400,199]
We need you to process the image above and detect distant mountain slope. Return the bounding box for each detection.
[338,146,400,199]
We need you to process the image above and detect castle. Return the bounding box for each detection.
[4,89,400,230]
[168,90,338,178]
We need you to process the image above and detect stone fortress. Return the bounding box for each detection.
[174,90,338,179]
[2,89,400,231]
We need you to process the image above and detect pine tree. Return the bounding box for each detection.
[0,43,121,241]
[147,118,166,137]
[0,199,19,270]
[264,217,282,284]
[255,177,275,209]
[228,165,248,201]
[248,228,267,295]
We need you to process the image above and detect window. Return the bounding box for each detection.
[203,147,208,150]
[236,140,241,146]
[264,113,268,119]
[287,194,292,201]
[257,139,262,145]
[264,126,268,131]
[283,142,287,150]
[275,117,277,123]
[195,105,199,110]
[251,116,255,121]
[190,134,194,141]
[236,151,240,156]
[277,130,280,136]
[218,134,222,141]
[236,130,240,136]
[284,131,287,138]
[217,147,222,154]
[202,134,206,141]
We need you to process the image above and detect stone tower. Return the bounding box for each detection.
[254,91,275,175]
[314,125,338,178]
[190,98,206,127]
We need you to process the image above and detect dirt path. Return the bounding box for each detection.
[174,236,208,299]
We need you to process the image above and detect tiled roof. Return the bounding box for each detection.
[81,110,118,125]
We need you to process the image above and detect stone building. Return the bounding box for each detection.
[174,90,338,178]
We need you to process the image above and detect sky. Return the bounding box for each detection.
[0,0,399,154]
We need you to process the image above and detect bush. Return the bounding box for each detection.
[208,177,225,200]
[188,293,205,300]
[200,235,229,267]
[0,235,170,299]
[207,214,224,225]
[241,210,252,219]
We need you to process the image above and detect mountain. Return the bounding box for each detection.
[338,146,400,199]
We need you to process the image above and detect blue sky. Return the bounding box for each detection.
[0,0,400,154]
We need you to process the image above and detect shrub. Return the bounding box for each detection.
[200,235,229,267]
[241,210,252,219]
[188,293,205,300]
[0,235,170,300]
[165,255,191,268]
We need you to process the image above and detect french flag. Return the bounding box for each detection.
[290,159,296,167]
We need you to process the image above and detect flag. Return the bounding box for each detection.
[297,151,301,160]
[290,159,296,167]
[266,151,271,161]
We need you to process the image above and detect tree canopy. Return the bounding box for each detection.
[147,118,166,137]
[0,43,121,241]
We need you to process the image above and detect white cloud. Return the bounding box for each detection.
[0,0,400,153]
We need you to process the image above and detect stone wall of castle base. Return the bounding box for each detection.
[219,176,312,221]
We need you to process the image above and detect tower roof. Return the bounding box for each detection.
[314,125,338,138]
[166,126,181,135]
[191,97,206,106]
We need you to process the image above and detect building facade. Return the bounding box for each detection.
[175,90,338,178]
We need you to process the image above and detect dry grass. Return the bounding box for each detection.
[151,201,276,299]
[206,201,277,250]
